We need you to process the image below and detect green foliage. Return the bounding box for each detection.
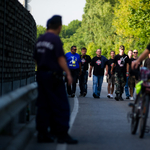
[60,20,81,38]
[36,25,46,39]
[36,0,150,59]
[113,0,150,52]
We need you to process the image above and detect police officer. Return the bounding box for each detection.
[33,15,78,144]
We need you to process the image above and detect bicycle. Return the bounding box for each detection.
[128,67,150,138]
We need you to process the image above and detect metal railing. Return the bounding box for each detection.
[0,82,38,150]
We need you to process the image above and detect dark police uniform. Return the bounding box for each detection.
[33,23,70,140]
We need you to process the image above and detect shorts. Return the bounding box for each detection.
[107,74,115,84]
[128,76,140,88]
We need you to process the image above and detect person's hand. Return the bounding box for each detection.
[89,72,91,77]
[67,74,72,85]
[110,70,113,75]
[105,71,108,76]
[131,60,140,69]
[126,72,129,77]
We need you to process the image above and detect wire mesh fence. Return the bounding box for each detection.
[0,0,36,96]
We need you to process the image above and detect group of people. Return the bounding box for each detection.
[65,47,108,99]
[65,44,142,102]
[33,14,150,144]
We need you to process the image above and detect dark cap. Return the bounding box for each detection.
[46,15,62,28]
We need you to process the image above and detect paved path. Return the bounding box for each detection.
[25,78,150,150]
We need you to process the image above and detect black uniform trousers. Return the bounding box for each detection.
[67,69,79,95]
[36,71,70,135]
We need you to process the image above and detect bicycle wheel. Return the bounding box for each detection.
[131,94,140,134]
[139,94,149,138]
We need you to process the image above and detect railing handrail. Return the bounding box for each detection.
[0,82,38,131]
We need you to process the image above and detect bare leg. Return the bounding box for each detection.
[111,84,114,94]
[108,83,111,94]
[129,88,133,97]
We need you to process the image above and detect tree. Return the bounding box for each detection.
[36,25,46,39]
[113,0,150,53]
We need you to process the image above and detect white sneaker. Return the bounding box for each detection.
[110,94,113,99]
[130,97,134,101]
[107,94,110,98]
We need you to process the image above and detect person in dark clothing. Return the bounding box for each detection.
[111,45,129,101]
[89,49,108,98]
[124,50,133,99]
[65,46,81,97]
[79,47,91,97]
[128,49,142,100]
[106,51,115,99]
[33,15,78,144]
[144,53,150,69]
[132,44,150,69]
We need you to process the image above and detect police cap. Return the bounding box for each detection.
[46,15,62,28]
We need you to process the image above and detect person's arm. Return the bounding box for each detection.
[105,65,108,76]
[132,49,149,69]
[89,65,93,77]
[79,62,82,75]
[126,63,129,77]
[58,56,72,85]
[110,63,114,74]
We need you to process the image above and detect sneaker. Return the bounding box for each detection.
[57,134,78,144]
[130,97,134,101]
[115,94,119,101]
[83,92,87,97]
[79,94,83,97]
[126,96,130,99]
[107,94,110,98]
[71,93,75,97]
[93,93,99,98]
[119,96,124,101]
[110,94,113,99]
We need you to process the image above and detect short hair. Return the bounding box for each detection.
[47,15,62,30]
[47,23,62,30]
[119,45,125,50]
[96,49,101,52]
[128,50,133,52]
[81,47,87,51]
[110,50,115,54]
[71,46,76,50]
[133,49,138,52]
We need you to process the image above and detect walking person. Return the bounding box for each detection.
[144,53,150,69]
[128,49,142,100]
[65,46,81,97]
[89,49,108,98]
[132,44,150,69]
[79,47,91,97]
[33,15,78,144]
[111,45,129,101]
[125,50,133,99]
[106,51,115,99]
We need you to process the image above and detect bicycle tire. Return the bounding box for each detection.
[131,94,140,134]
[139,94,149,138]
